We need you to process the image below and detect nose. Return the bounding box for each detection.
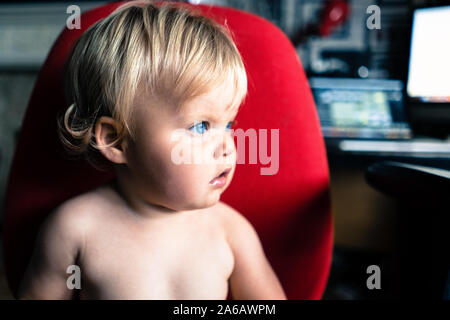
[213,131,234,159]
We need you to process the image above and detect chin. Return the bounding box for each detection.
[166,187,224,211]
[195,193,222,210]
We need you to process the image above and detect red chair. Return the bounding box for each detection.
[2,1,333,299]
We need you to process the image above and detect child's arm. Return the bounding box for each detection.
[222,206,287,300]
[17,202,86,300]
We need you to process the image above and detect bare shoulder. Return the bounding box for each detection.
[213,201,244,225]
[45,184,114,237]
[17,186,114,299]
[213,201,257,243]
[214,204,287,300]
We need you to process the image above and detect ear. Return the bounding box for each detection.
[94,116,128,164]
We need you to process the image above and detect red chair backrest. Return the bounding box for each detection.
[3,1,333,299]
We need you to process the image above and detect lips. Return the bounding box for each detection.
[209,167,232,186]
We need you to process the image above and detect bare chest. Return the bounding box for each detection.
[78,216,234,299]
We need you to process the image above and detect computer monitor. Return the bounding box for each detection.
[406,5,450,136]
[310,77,412,140]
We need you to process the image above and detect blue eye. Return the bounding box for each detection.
[189,121,209,134]
[226,120,237,131]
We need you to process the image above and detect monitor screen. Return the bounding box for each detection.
[310,77,412,140]
[406,6,450,103]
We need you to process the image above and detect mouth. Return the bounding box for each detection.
[209,167,232,186]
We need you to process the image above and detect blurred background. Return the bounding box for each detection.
[1,0,449,299]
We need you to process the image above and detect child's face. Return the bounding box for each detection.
[122,80,239,212]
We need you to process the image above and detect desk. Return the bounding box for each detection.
[326,137,450,169]
[327,139,449,298]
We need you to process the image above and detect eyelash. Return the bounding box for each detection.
[188,120,238,134]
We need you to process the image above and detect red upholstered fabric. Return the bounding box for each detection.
[2,1,333,299]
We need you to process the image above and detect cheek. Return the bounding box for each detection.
[130,132,214,188]
[164,139,217,193]
[170,134,217,165]
[125,129,173,181]
[166,164,209,186]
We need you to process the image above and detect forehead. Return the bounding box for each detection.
[181,81,240,117]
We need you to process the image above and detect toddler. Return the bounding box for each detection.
[18,0,286,300]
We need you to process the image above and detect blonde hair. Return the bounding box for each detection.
[58,0,248,170]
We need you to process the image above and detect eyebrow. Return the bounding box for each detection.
[184,103,239,122]
[184,112,233,124]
